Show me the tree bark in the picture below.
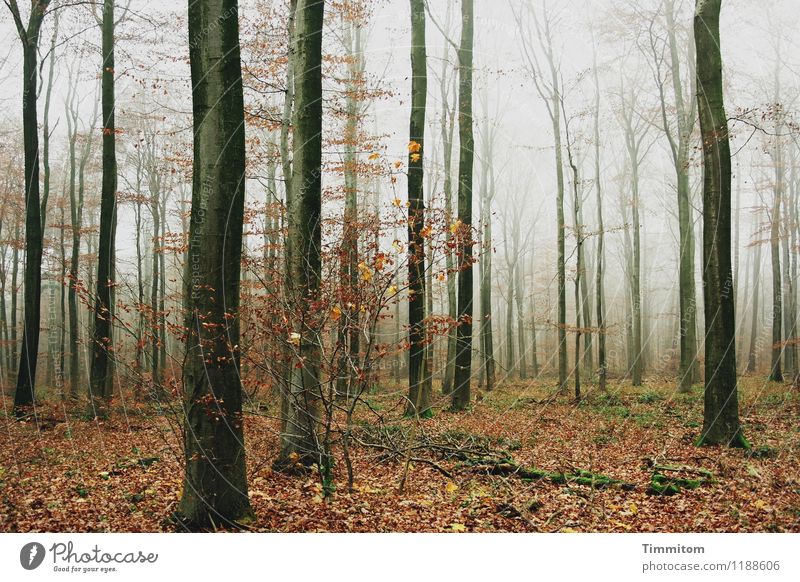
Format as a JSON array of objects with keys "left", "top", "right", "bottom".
[
  {"left": 10, "top": 0, "right": 50, "bottom": 413},
  {"left": 746, "top": 238, "right": 761, "bottom": 373},
  {"left": 451, "top": 0, "right": 474, "bottom": 411},
  {"left": 277, "top": 0, "right": 325, "bottom": 467},
  {"left": 664, "top": 0, "right": 700, "bottom": 391},
  {"left": 694, "top": 0, "right": 746, "bottom": 447},
  {"left": 177, "top": 0, "right": 252, "bottom": 528},
  {"left": 592, "top": 50, "right": 606, "bottom": 391},
  {"left": 406, "top": 0, "right": 430, "bottom": 417},
  {"left": 89, "top": 0, "right": 118, "bottom": 416},
  {"left": 770, "top": 154, "right": 783, "bottom": 382}
]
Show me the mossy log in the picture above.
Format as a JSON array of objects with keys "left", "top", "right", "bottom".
[
  {"left": 648, "top": 467, "right": 713, "bottom": 496},
  {"left": 472, "top": 459, "right": 634, "bottom": 490}
]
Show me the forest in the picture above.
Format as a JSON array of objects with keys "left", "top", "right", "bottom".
[{"left": 0, "top": 0, "right": 798, "bottom": 533}]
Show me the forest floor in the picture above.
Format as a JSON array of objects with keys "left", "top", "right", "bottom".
[{"left": 1, "top": 376, "right": 798, "bottom": 532}]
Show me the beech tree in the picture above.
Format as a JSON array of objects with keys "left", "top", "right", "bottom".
[
  {"left": 694, "top": 0, "right": 746, "bottom": 448},
  {"left": 451, "top": 0, "right": 474, "bottom": 411},
  {"left": 592, "top": 42, "right": 607, "bottom": 391},
  {"left": 277, "top": 0, "right": 325, "bottom": 466},
  {"left": 5, "top": 0, "right": 50, "bottom": 413},
  {"left": 406, "top": 0, "right": 430, "bottom": 416},
  {"left": 89, "top": 0, "right": 118, "bottom": 416},
  {"left": 177, "top": 0, "right": 252, "bottom": 528}
]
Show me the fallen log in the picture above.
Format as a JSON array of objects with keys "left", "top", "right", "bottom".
[{"left": 471, "top": 459, "right": 635, "bottom": 490}]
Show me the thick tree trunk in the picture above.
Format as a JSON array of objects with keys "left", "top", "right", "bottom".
[
  {"left": 406, "top": 0, "right": 430, "bottom": 417},
  {"left": 13, "top": 4, "right": 49, "bottom": 412},
  {"left": 694, "top": 0, "right": 746, "bottom": 448},
  {"left": 451, "top": 0, "right": 474, "bottom": 411},
  {"left": 177, "top": 0, "right": 252, "bottom": 528},
  {"left": 89, "top": 0, "right": 117, "bottom": 416}
]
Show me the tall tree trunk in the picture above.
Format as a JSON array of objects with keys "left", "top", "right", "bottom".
[
  {"left": 789, "top": 161, "right": 799, "bottom": 382},
  {"left": 69, "top": 107, "right": 94, "bottom": 397},
  {"left": 631, "top": 161, "right": 643, "bottom": 386},
  {"left": 90, "top": 0, "right": 118, "bottom": 416},
  {"left": 159, "top": 193, "right": 167, "bottom": 377},
  {"left": 592, "top": 51, "right": 606, "bottom": 391},
  {"left": 529, "top": 250, "right": 539, "bottom": 376},
  {"left": 565, "top": 121, "right": 582, "bottom": 401},
  {"left": 451, "top": 0, "right": 474, "bottom": 411},
  {"left": 134, "top": 183, "right": 145, "bottom": 399},
  {"left": 480, "top": 138, "right": 496, "bottom": 390},
  {"left": 514, "top": 241, "right": 527, "bottom": 380},
  {"left": 770, "top": 160, "right": 784, "bottom": 382},
  {"left": 277, "top": 0, "right": 325, "bottom": 467},
  {"left": 440, "top": 17, "right": 457, "bottom": 397},
  {"left": 66, "top": 76, "right": 80, "bottom": 398},
  {"left": 554, "top": 115, "right": 566, "bottom": 390},
  {"left": 177, "top": 0, "right": 252, "bottom": 528},
  {"left": 694, "top": 0, "right": 746, "bottom": 448},
  {"left": 41, "top": 13, "right": 57, "bottom": 233},
  {"left": 10, "top": 221, "right": 19, "bottom": 381},
  {"left": 664, "top": 0, "right": 700, "bottom": 391},
  {"left": 406, "top": 0, "right": 430, "bottom": 417},
  {"left": 781, "top": 209, "right": 794, "bottom": 378},
  {"left": 747, "top": 239, "right": 761, "bottom": 373},
  {"left": 12, "top": 0, "right": 50, "bottom": 412},
  {"left": 59, "top": 205, "right": 66, "bottom": 397},
  {"left": 150, "top": 192, "right": 161, "bottom": 384},
  {"left": 579, "top": 202, "right": 593, "bottom": 375}
]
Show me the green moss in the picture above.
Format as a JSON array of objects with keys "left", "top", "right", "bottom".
[
  {"left": 649, "top": 470, "right": 711, "bottom": 495},
  {"left": 696, "top": 429, "right": 750, "bottom": 449},
  {"left": 637, "top": 391, "right": 664, "bottom": 404}
]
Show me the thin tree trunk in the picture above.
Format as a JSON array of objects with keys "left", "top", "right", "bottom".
[
  {"left": 480, "top": 129, "right": 496, "bottom": 390},
  {"left": 746, "top": 239, "right": 761, "bottom": 373},
  {"left": 514, "top": 243, "right": 527, "bottom": 380},
  {"left": 770, "top": 155, "right": 784, "bottom": 382},
  {"left": 440, "top": 15, "right": 457, "bottom": 397},
  {"left": 277, "top": 0, "right": 325, "bottom": 467},
  {"left": 592, "top": 50, "right": 606, "bottom": 391},
  {"left": 451, "top": 0, "right": 474, "bottom": 411}
]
